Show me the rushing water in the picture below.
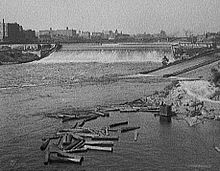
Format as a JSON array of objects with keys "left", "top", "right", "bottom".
[{"left": 0, "top": 44, "right": 220, "bottom": 171}]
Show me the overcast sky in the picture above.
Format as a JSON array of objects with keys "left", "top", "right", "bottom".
[{"left": 0, "top": 0, "right": 220, "bottom": 35}]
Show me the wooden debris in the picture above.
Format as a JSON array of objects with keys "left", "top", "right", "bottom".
[
  {"left": 85, "top": 141, "right": 114, "bottom": 147},
  {"left": 40, "top": 138, "right": 51, "bottom": 151},
  {"left": 63, "top": 147, "right": 88, "bottom": 153},
  {"left": 134, "top": 130, "right": 138, "bottom": 141},
  {"left": 84, "top": 145, "right": 113, "bottom": 152},
  {"left": 120, "top": 126, "right": 140, "bottom": 133},
  {"left": 41, "top": 104, "right": 141, "bottom": 165},
  {"left": 109, "top": 121, "right": 129, "bottom": 128}
]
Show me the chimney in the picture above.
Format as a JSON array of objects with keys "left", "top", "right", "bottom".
[{"left": 3, "top": 19, "right": 5, "bottom": 40}]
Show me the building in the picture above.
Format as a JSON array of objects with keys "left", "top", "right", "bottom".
[
  {"left": 91, "top": 32, "right": 102, "bottom": 39},
  {"left": 5, "top": 23, "right": 24, "bottom": 42},
  {"left": 51, "top": 27, "right": 76, "bottom": 38},
  {"left": 38, "top": 30, "right": 51, "bottom": 42},
  {"left": 23, "top": 29, "right": 37, "bottom": 42},
  {"left": 38, "top": 27, "right": 77, "bottom": 42},
  {"left": 0, "top": 19, "right": 6, "bottom": 41},
  {"left": 0, "top": 22, "right": 4, "bottom": 41},
  {"left": 78, "top": 31, "right": 90, "bottom": 39},
  {"left": 0, "top": 19, "right": 24, "bottom": 42}
]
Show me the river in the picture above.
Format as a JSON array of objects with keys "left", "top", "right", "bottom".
[{"left": 0, "top": 44, "right": 220, "bottom": 170}]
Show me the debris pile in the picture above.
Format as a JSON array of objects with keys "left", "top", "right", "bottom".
[
  {"left": 152, "top": 80, "right": 220, "bottom": 126},
  {"left": 41, "top": 114, "right": 140, "bottom": 165}
]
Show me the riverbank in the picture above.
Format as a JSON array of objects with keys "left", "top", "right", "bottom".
[{"left": 0, "top": 44, "right": 60, "bottom": 65}]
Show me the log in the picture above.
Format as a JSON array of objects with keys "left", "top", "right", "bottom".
[
  {"left": 72, "top": 122, "right": 78, "bottom": 128},
  {"left": 76, "top": 133, "right": 99, "bottom": 138},
  {"left": 62, "top": 134, "right": 72, "bottom": 146},
  {"left": 91, "top": 136, "right": 119, "bottom": 141},
  {"left": 85, "top": 141, "right": 114, "bottom": 147},
  {"left": 70, "top": 133, "right": 84, "bottom": 140},
  {"left": 93, "top": 111, "right": 105, "bottom": 117},
  {"left": 120, "top": 126, "right": 140, "bottom": 133},
  {"left": 64, "top": 147, "right": 88, "bottom": 153},
  {"left": 78, "top": 121, "right": 85, "bottom": 127},
  {"left": 64, "top": 139, "right": 81, "bottom": 150},
  {"left": 49, "top": 145, "right": 84, "bottom": 163},
  {"left": 52, "top": 154, "right": 83, "bottom": 164},
  {"left": 108, "top": 129, "right": 118, "bottom": 132},
  {"left": 109, "top": 121, "right": 129, "bottom": 128},
  {"left": 84, "top": 145, "right": 113, "bottom": 152},
  {"left": 214, "top": 146, "right": 220, "bottom": 152},
  {"left": 44, "top": 149, "right": 50, "bottom": 165},
  {"left": 40, "top": 138, "right": 51, "bottom": 151},
  {"left": 72, "top": 139, "right": 85, "bottom": 149},
  {"left": 134, "top": 130, "right": 138, "bottom": 141}
]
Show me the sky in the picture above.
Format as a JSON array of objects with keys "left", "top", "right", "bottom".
[{"left": 0, "top": 0, "right": 220, "bottom": 35}]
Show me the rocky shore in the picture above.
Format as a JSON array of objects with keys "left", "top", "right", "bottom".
[{"left": 139, "top": 60, "right": 220, "bottom": 126}]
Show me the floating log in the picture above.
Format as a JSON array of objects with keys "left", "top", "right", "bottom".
[
  {"left": 75, "top": 133, "right": 99, "bottom": 138},
  {"left": 51, "top": 154, "right": 83, "bottom": 164},
  {"left": 85, "top": 141, "right": 114, "bottom": 147},
  {"left": 84, "top": 145, "right": 113, "bottom": 152},
  {"left": 101, "top": 107, "right": 119, "bottom": 112},
  {"left": 119, "top": 108, "right": 139, "bottom": 113},
  {"left": 62, "top": 115, "right": 78, "bottom": 122},
  {"left": 105, "top": 127, "right": 109, "bottom": 136},
  {"left": 64, "top": 139, "right": 81, "bottom": 150},
  {"left": 72, "top": 139, "right": 85, "bottom": 149},
  {"left": 78, "top": 121, "right": 85, "bottom": 127},
  {"left": 49, "top": 144, "right": 84, "bottom": 163},
  {"left": 120, "top": 126, "right": 140, "bottom": 133},
  {"left": 134, "top": 130, "right": 138, "bottom": 141},
  {"left": 91, "top": 136, "right": 119, "bottom": 141},
  {"left": 62, "top": 134, "right": 72, "bottom": 146},
  {"left": 109, "top": 121, "right": 129, "bottom": 128},
  {"left": 70, "top": 133, "right": 84, "bottom": 140},
  {"left": 58, "top": 128, "right": 90, "bottom": 134},
  {"left": 44, "top": 149, "right": 50, "bottom": 165},
  {"left": 93, "top": 111, "right": 105, "bottom": 117},
  {"left": 108, "top": 129, "right": 118, "bottom": 132},
  {"left": 214, "top": 146, "right": 220, "bottom": 152},
  {"left": 58, "top": 114, "right": 76, "bottom": 119},
  {"left": 72, "top": 122, "right": 78, "bottom": 128},
  {"left": 64, "top": 147, "right": 88, "bottom": 153},
  {"left": 40, "top": 138, "right": 51, "bottom": 151},
  {"left": 56, "top": 136, "right": 63, "bottom": 146}
]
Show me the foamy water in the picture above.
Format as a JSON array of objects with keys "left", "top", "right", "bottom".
[{"left": 35, "top": 47, "right": 173, "bottom": 64}]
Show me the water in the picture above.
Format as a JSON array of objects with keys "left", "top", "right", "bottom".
[{"left": 0, "top": 44, "right": 220, "bottom": 170}]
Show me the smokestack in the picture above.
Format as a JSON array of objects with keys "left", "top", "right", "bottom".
[{"left": 3, "top": 19, "right": 5, "bottom": 40}]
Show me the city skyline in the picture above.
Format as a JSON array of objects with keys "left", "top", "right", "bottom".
[{"left": 0, "top": 0, "right": 220, "bottom": 35}]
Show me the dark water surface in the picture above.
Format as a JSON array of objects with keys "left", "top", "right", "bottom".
[{"left": 0, "top": 46, "right": 220, "bottom": 170}]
